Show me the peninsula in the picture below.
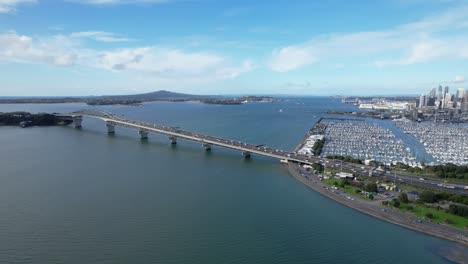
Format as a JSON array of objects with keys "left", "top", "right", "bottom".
[
  {"left": 0, "top": 112, "right": 71, "bottom": 127},
  {"left": 0, "top": 91, "right": 279, "bottom": 106}
]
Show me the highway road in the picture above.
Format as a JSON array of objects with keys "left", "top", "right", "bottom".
[{"left": 288, "top": 163, "right": 468, "bottom": 246}]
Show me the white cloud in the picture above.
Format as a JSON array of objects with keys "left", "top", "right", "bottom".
[
  {"left": 0, "top": 31, "right": 255, "bottom": 83},
  {"left": 269, "top": 5, "right": 468, "bottom": 72},
  {"left": 0, "top": 31, "right": 77, "bottom": 66},
  {"left": 0, "top": 0, "right": 36, "bottom": 14},
  {"left": 93, "top": 47, "right": 225, "bottom": 74},
  {"left": 270, "top": 45, "right": 318, "bottom": 72},
  {"left": 70, "top": 31, "right": 132, "bottom": 42},
  {"left": 215, "top": 60, "right": 256, "bottom": 79},
  {"left": 68, "top": 0, "right": 168, "bottom": 5},
  {"left": 452, "top": 75, "right": 465, "bottom": 83}
]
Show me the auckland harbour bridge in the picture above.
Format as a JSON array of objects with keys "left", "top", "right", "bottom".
[{"left": 57, "top": 110, "right": 313, "bottom": 163}]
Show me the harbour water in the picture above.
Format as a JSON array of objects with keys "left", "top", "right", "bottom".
[{"left": 0, "top": 98, "right": 465, "bottom": 263}]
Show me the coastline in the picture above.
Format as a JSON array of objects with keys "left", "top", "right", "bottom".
[{"left": 286, "top": 162, "right": 468, "bottom": 246}]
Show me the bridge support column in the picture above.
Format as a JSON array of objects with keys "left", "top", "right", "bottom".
[
  {"left": 106, "top": 122, "right": 115, "bottom": 134},
  {"left": 169, "top": 136, "right": 177, "bottom": 145},
  {"left": 203, "top": 143, "right": 212, "bottom": 151},
  {"left": 242, "top": 151, "right": 251, "bottom": 159},
  {"left": 139, "top": 130, "right": 148, "bottom": 140},
  {"left": 73, "top": 116, "right": 82, "bottom": 128}
]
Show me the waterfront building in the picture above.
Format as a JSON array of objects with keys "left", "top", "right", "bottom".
[
  {"left": 464, "top": 90, "right": 468, "bottom": 111},
  {"left": 456, "top": 88, "right": 465, "bottom": 109},
  {"left": 419, "top": 94, "right": 426, "bottom": 108},
  {"left": 429, "top": 87, "right": 436, "bottom": 98},
  {"left": 444, "top": 93, "right": 452, "bottom": 109},
  {"left": 437, "top": 85, "right": 443, "bottom": 102}
]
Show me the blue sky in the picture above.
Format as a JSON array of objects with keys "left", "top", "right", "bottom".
[{"left": 0, "top": 0, "right": 467, "bottom": 96}]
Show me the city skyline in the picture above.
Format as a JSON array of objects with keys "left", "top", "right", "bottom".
[{"left": 1, "top": 0, "right": 468, "bottom": 96}]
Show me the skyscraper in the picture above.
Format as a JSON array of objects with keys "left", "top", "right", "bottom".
[
  {"left": 419, "top": 94, "right": 426, "bottom": 108},
  {"left": 456, "top": 88, "right": 465, "bottom": 100},
  {"left": 456, "top": 88, "right": 466, "bottom": 109},
  {"left": 437, "top": 85, "right": 443, "bottom": 102},
  {"left": 441, "top": 86, "right": 449, "bottom": 108},
  {"left": 429, "top": 87, "right": 436, "bottom": 98},
  {"left": 465, "top": 90, "right": 468, "bottom": 111},
  {"left": 444, "top": 92, "right": 452, "bottom": 108}
]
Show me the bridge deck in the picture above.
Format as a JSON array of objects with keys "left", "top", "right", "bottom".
[
  {"left": 56, "top": 110, "right": 468, "bottom": 194},
  {"left": 62, "top": 110, "right": 313, "bottom": 164}
]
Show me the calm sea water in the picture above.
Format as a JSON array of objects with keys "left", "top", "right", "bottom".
[{"left": 0, "top": 98, "right": 465, "bottom": 264}]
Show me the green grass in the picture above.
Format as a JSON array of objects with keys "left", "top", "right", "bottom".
[
  {"left": 321, "top": 178, "right": 369, "bottom": 200},
  {"left": 398, "top": 203, "right": 468, "bottom": 229},
  {"left": 397, "top": 182, "right": 429, "bottom": 193}
]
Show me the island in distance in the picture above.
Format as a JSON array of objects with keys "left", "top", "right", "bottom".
[{"left": 0, "top": 90, "right": 280, "bottom": 106}]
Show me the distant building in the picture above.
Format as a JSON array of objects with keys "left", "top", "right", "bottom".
[
  {"left": 456, "top": 88, "right": 465, "bottom": 109},
  {"left": 464, "top": 90, "right": 468, "bottom": 111},
  {"left": 429, "top": 87, "right": 436, "bottom": 98},
  {"left": 419, "top": 94, "right": 426, "bottom": 108},
  {"left": 407, "top": 191, "right": 419, "bottom": 202},
  {"left": 444, "top": 92, "right": 452, "bottom": 109},
  {"left": 437, "top": 85, "right": 443, "bottom": 102},
  {"left": 335, "top": 172, "right": 354, "bottom": 178}
]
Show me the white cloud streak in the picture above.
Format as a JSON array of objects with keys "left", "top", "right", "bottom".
[
  {"left": 0, "top": 31, "right": 255, "bottom": 84},
  {"left": 67, "top": 0, "right": 168, "bottom": 5},
  {"left": 452, "top": 75, "right": 465, "bottom": 83},
  {"left": 70, "top": 31, "right": 132, "bottom": 42},
  {"left": 0, "top": 0, "right": 36, "bottom": 13},
  {"left": 269, "top": 5, "right": 468, "bottom": 72}
]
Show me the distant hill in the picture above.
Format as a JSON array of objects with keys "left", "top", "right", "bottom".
[
  {"left": 104, "top": 90, "right": 208, "bottom": 100},
  {"left": 0, "top": 90, "right": 278, "bottom": 105}
]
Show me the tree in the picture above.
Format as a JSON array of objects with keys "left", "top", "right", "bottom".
[
  {"left": 398, "top": 193, "right": 409, "bottom": 203},
  {"left": 391, "top": 199, "right": 400, "bottom": 208},
  {"left": 364, "top": 183, "right": 378, "bottom": 193},
  {"left": 312, "top": 163, "right": 324, "bottom": 173},
  {"left": 425, "top": 212, "right": 433, "bottom": 219},
  {"left": 369, "top": 194, "right": 374, "bottom": 200},
  {"left": 419, "top": 190, "right": 436, "bottom": 203}
]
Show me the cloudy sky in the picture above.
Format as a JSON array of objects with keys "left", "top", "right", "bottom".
[{"left": 0, "top": 0, "right": 467, "bottom": 96}]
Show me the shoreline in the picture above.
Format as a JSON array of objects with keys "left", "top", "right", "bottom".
[{"left": 286, "top": 162, "right": 468, "bottom": 246}]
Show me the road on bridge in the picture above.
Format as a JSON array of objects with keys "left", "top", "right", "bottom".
[{"left": 61, "top": 110, "right": 468, "bottom": 194}]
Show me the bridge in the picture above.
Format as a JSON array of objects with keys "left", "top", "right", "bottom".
[
  {"left": 57, "top": 110, "right": 315, "bottom": 164},
  {"left": 57, "top": 110, "right": 468, "bottom": 194}
]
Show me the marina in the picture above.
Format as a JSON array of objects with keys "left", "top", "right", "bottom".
[
  {"left": 320, "top": 118, "right": 414, "bottom": 165},
  {"left": 394, "top": 121, "right": 468, "bottom": 166}
]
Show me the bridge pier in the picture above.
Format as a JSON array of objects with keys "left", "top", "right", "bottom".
[
  {"left": 139, "top": 130, "right": 149, "bottom": 140},
  {"left": 203, "top": 143, "right": 212, "bottom": 151},
  {"left": 72, "top": 116, "right": 82, "bottom": 128},
  {"left": 106, "top": 122, "right": 115, "bottom": 134},
  {"left": 242, "top": 151, "right": 251, "bottom": 159},
  {"left": 169, "top": 136, "right": 177, "bottom": 145}
]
